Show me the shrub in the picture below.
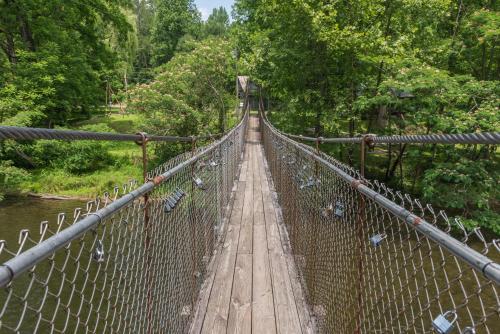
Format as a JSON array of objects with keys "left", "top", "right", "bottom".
[
  {"left": 0, "top": 161, "right": 30, "bottom": 199},
  {"left": 31, "top": 140, "right": 113, "bottom": 174}
]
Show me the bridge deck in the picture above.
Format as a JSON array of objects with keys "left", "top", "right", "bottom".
[{"left": 191, "top": 115, "right": 313, "bottom": 334}]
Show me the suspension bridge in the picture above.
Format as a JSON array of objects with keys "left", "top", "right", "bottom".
[{"left": 0, "top": 93, "right": 499, "bottom": 334}]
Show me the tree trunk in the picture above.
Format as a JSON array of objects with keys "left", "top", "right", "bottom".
[
  {"left": 388, "top": 144, "right": 407, "bottom": 180},
  {"left": 348, "top": 119, "right": 355, "bottom": 165},
  {"left": 1, "top": 32, "right": 17, "bottom": 64},
  {"left": 18, "top": 15, "right": 36, "bottom": 51},
  {"left": 448, "top": 0, "right": 463, "bottom": 71}
]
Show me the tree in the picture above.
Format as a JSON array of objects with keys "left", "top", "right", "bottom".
[
  {"left": 0, "top": 0, "right": 133, "bottom": 126},
  {"left": 204, "top": 7, "right": 230, "bottom": 37},
  {"left": 233, "top": 0, "right": 500, "bottom": 234},
  {"left": 132, "top": 0, "right": 156, "bottom": 82},
  {"left": 128, "top": 37, "right": 237, "bottom": 160},
  {"left": 151, "top": 0, "right": 201, "bottom": 65}
]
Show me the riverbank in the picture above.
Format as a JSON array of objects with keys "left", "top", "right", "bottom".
[
  {"left": 1, "top": 113, "right": 144, "bottom": 201},
  {"left": 17, "top": 163, "right": 142, "bottom": 199}
]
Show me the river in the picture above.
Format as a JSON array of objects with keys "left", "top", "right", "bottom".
[
  {"left": 0, "top": 196, "right": 86, "bottom": 250},
  {"left": 0, "top": 196, "right": 498, "bottom": 332}
]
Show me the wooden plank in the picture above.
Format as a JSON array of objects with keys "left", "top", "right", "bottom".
[
  {"left": 191, "top": 179, "right": 245, "bottom": 334},
  {"left": 237, "top": 144, "right": 254, "bottom": 252},
  {"left": 200, "top": 224, "right": 240, "bottom": 334},
  {"left": 252, "top": 222, "right": 276, "bottom": 334},
  {"left": 257, "top": 142, "right": 316, "bottom": 334},
  {"left": 229, "top": 181, "right": 246, "bottom": 226},
  {"left": 227, "top": 254, "right": 253, "bottom": 334},
  {"left": 239, "top": 141, "right": 250, "bottom": 182},
  {"left": 252, "top": 123, "right": 277, "bottom": 334},
  {"left": 200, "top": 175, "right": 246, "bottom": 333},
  {"left": 195, "top": 115, "right": 314, "bottom": 334},
  {"left": 252, "top": 147, "right": 265, "bottom": 226},
  {"left": 258, "top": 148, "right": 302, "bottom": 334}
]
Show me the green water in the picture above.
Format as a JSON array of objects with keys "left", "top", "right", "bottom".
[
  {"left": 1, "top": 196, "right": 499, "bottom": 333},
  {"left": 0, "top": 196, "right": 87, "bottom": 251}
]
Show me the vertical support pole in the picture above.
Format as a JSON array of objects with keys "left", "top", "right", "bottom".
[
  {"left": 189, "top": 136, "right": 198, "bottom": 309},
  {"left": 136, "top": 132, "right": 152, "bottom": 334},
  {"left": 360, "top": 136, "right": 366, "bottom": 179},
  {"left": 354, "top": 135, "right": 371, "bottom": 334},
  {"left": 308, "top": 137, "right": 322, "bottom": 305}
]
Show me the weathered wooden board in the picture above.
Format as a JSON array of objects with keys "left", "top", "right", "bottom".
[{"left": 192, "top": 115, "right": 311, "bottom": 334}]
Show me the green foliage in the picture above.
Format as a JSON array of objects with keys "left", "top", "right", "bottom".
[
  {"left": 0, "top": 0, "right": 133, "bottom": 127},
  {"left": 422, "top": 158, "right": 499, "bottom": 234},
  {"left": 128, "top": 37, "right": 237, "bottom": 161},
  {"left": 234, "top": 0, "right": 500, "bottom": 234},
  {"left": 0, "top": 161, "right": 30, "bottom": 200},
  {"left": 25, "top": 164, "right": 142, "bottom": 198},
  {"left": 151, "top": 0, "right": 201, "bottom": 65},
  {"left": 204, "top": 7, "right": 230, "bottom": 37},
  {"left": 132, "top": 0, "right": 156, "bottom": 82},
  {"left": 422, "top": 159, "right": 496, "bottom": 211},
  {"left": 30, "top": 140, "right": 113, "bottom": 174}
]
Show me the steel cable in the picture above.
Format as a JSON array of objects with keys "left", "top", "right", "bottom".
[
  {"left": 0, "top": 125, "right": 225, "bottom": 143},
  {"left": 285, "top": 131, "right": 500, "bottom": 145}
]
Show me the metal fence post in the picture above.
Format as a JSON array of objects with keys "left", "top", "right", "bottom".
[
  {"left": 354, "top": 135, "right": 372, "bottom": 333},
  {"left": 135, "top": 132, "right": 153, "bottom": 334},
  {"left": 189, "top": 136, "right": 198, "bottom": 309},
  {"left": 308, "top": 137, "right": 323, "bottom": 305}
]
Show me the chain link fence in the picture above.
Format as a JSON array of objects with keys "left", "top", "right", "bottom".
[
  {"left": 0, "top": 112, "right": 248, "bottom": 333},
  {"left": 261, "top": 113, "right": 500, "bottom": 334}
]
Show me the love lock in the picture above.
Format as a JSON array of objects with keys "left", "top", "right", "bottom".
[
  {"left": 300, "top": 177, "right": 319, "bottom": 190},
  {"left": 334, "top": 201, "right": 344, "bottom": 218},
  {"left": 167, "top": 196, "right": 177, "bottom": 208},
  {"left": 321, "top": 204, "right": 333, "bottom": 218},
  {"left": 164, "top": 200, "right": 173, "bottom": 213},
  {"left": 370, "top": 233, "right": 387, "bottom": 247},
  {"left": 193, "top": 176, "right": 205, "bottom": 190},
  {"left": 93, "top": 240, "right": 105, "bottom": 263},
  {"left": 176, "top": 188, "right": 186, "bottom": 197},
  {"left": 172, "top": 191, "right": 182, "bottom": 202},
  {"left": 462, "top": 327, "right": 476, "bottom": 334},
  {"left": 432, "top": 310, "right": 458, "bottom": 334}
]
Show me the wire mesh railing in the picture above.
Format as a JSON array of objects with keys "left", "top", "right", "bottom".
[
  {"left": 260, "top": 112, "right": 500, "bottom": 333},
  {"left": 0, "top": 111, "right": 248, "bottom": 333}
]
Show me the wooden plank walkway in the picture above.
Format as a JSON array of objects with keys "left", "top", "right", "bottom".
[{"left": 191, "top": 115, "right": 314, "bottom": 334}]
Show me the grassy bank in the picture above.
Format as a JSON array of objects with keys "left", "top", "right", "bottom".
[{"left": 12, "top": 113, "right": 144, "bottom": 199}]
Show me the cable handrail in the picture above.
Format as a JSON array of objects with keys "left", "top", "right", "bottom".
[
  {"left": 0, "top": 125, "right": 225, "bottom": 143},
  {"left": 285, "top": 130, "right": 500, "bottom": 145}
]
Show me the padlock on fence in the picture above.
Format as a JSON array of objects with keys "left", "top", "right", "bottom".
[
  {"left": 193, "top": 176, "right": 205, "bottom": 190},
  {"left": 432, "top": 310, "right": 457, "bottom": 334},
  {"left": 164, "top": 200, "right": 173, "bottom": 213},
  {"left": 370, "top": 233, "right": 387, "bottom": 247},
  {"left": 93, "top": 240, "right": 105, "bottom": 263},
  {"left": 334, "top": 201, "right": 344, "bottom": 218},
  {"left": 462, "top": 327, "right": 476, "bottom": 334}
]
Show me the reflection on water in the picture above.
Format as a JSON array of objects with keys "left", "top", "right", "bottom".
[{"left": 0, "top": 196, "right": 86, "bottom": 248}]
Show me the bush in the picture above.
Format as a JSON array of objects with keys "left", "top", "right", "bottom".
[
  {"left": 0, "top": 161, "right": 30, "bottom": 199},
  {"left": 30, "top": 140, "right": 113, "bottom": 174},
  {"left": 61, "top": 141, "right": 114, "bottom": 173},
  {"left": 422, "top": 158, "right": 498, "bottom": 234}
]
